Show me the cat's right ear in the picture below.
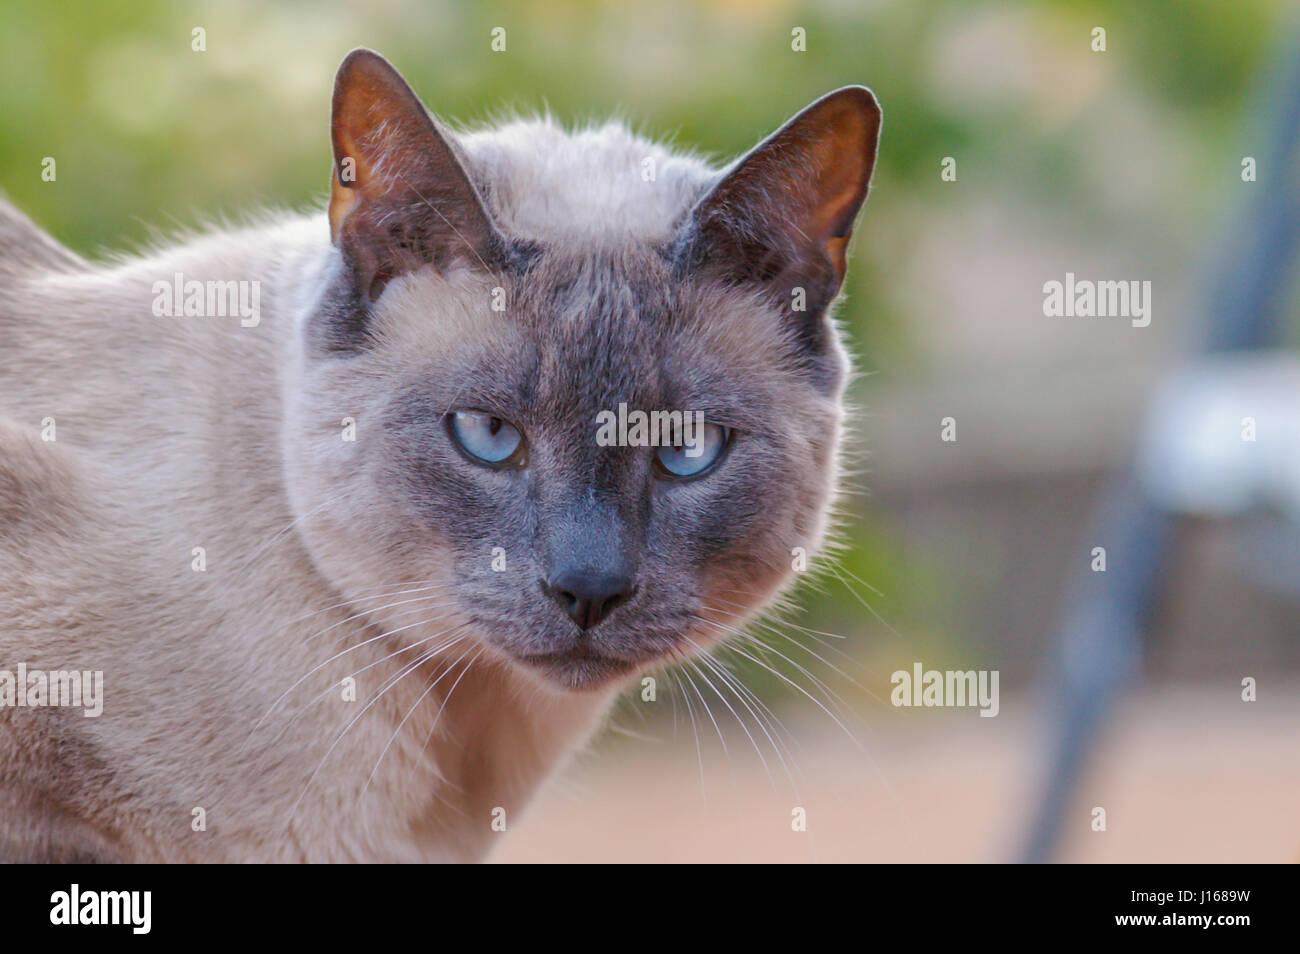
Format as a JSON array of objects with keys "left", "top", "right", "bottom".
[{"left": 328, "top": 49, "right": 502, "bottom": 306}]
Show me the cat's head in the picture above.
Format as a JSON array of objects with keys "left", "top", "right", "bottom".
[{"left": 285, "top": 49, "right": 880, "bottom": 691}]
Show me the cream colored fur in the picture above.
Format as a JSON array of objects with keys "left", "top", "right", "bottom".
[{"left": 0, "top": 193, "right": 630, "bottom": 862}]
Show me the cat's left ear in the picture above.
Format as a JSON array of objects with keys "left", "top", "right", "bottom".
[
  {"left": 681, "top": 86, "right": 881, "bottom": 322},
  {"left": 329, "top": 48, "right": 503, "bottom": 304}
]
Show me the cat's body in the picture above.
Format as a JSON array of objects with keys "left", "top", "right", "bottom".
[{"left": 0, "top": 51, "right": 879, "bottom": 862}]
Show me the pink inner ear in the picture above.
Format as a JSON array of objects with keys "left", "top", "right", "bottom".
[
  {"left": 779, "top": 97, "right": 880, "bottom": 245},
  {"left": 688, "top": 86, "right": 880, "bottom": 294},
  {"left": 328, "top": 175, "right": 361, "bottom": 244},
  {"left": 327, "top": 49, "right": 502, "bottom": 284},
  {"left": 329, "top": 54, "right": 424, "bottom": 229}
]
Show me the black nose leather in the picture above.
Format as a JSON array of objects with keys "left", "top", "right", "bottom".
[{"left": 544, "top": 572, "right": 635, "bottom": 630}]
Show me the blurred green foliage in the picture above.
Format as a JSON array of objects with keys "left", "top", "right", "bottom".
[{"left": 0, "top": 0, "right": 1288, "bottom": 709}]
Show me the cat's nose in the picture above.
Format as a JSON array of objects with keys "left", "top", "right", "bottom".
[{"left": 543, "top": 571, "right": 636, "bottom": 630}]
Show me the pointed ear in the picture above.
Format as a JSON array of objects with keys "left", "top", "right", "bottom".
[
  {"left": 329, "top": 49, "right": 502, "bottom": 303},
  {"left": 681, "top": 85, "right": 881, "bottom": 324}
]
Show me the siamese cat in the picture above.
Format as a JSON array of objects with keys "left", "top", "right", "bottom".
[{"left": 0, "top": 49, "right": 880, "bottom": 862}]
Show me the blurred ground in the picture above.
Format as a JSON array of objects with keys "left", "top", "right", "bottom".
[{"left": 493, "top": 679, "right": 1299, "bottom": 863}]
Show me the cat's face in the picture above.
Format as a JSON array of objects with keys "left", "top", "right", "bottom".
[{"left": 285, "top": 50, "right": 879, "bottom": 691}]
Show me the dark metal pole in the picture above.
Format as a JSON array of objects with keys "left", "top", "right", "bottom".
[{"left": 1021, "top": 20, "right": 1300, "bottom": 863}]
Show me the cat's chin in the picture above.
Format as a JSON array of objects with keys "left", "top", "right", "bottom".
[{"left": 513, "top": 647, "right": 641, "bottom": 692}]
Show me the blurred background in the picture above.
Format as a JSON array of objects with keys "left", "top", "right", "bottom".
[{"left": 4, "top": 0, "right": 1296, "bottom": 861}]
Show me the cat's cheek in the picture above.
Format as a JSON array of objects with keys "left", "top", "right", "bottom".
[
  {"left": 682, "top": 469, "right": 828, "bottom": 622},
  {"left": 697, "top": 551, "right": 794, "bottom": 624}
]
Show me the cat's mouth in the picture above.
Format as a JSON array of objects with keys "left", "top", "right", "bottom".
[{"left": 515, "top": 646, "right": 641, "bottom": 690}]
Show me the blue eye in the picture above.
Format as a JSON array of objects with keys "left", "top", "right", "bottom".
[
  {"left": 449, "top": 411, "right": 524, "bottom": 466},
  {"left": 655, "top": 423, "right": 730, "bottom": 478}
]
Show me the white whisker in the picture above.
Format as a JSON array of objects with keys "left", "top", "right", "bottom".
[{"left": 285, "top": 632, "right": 469, "bottom": 825}]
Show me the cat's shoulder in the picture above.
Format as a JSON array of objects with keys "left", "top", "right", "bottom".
[
  {"left": 0, "top": 415, "right": 90, "bottom": 546},
  {"left": 0, "top": 195, "right": 85, "bottom": 280}
]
